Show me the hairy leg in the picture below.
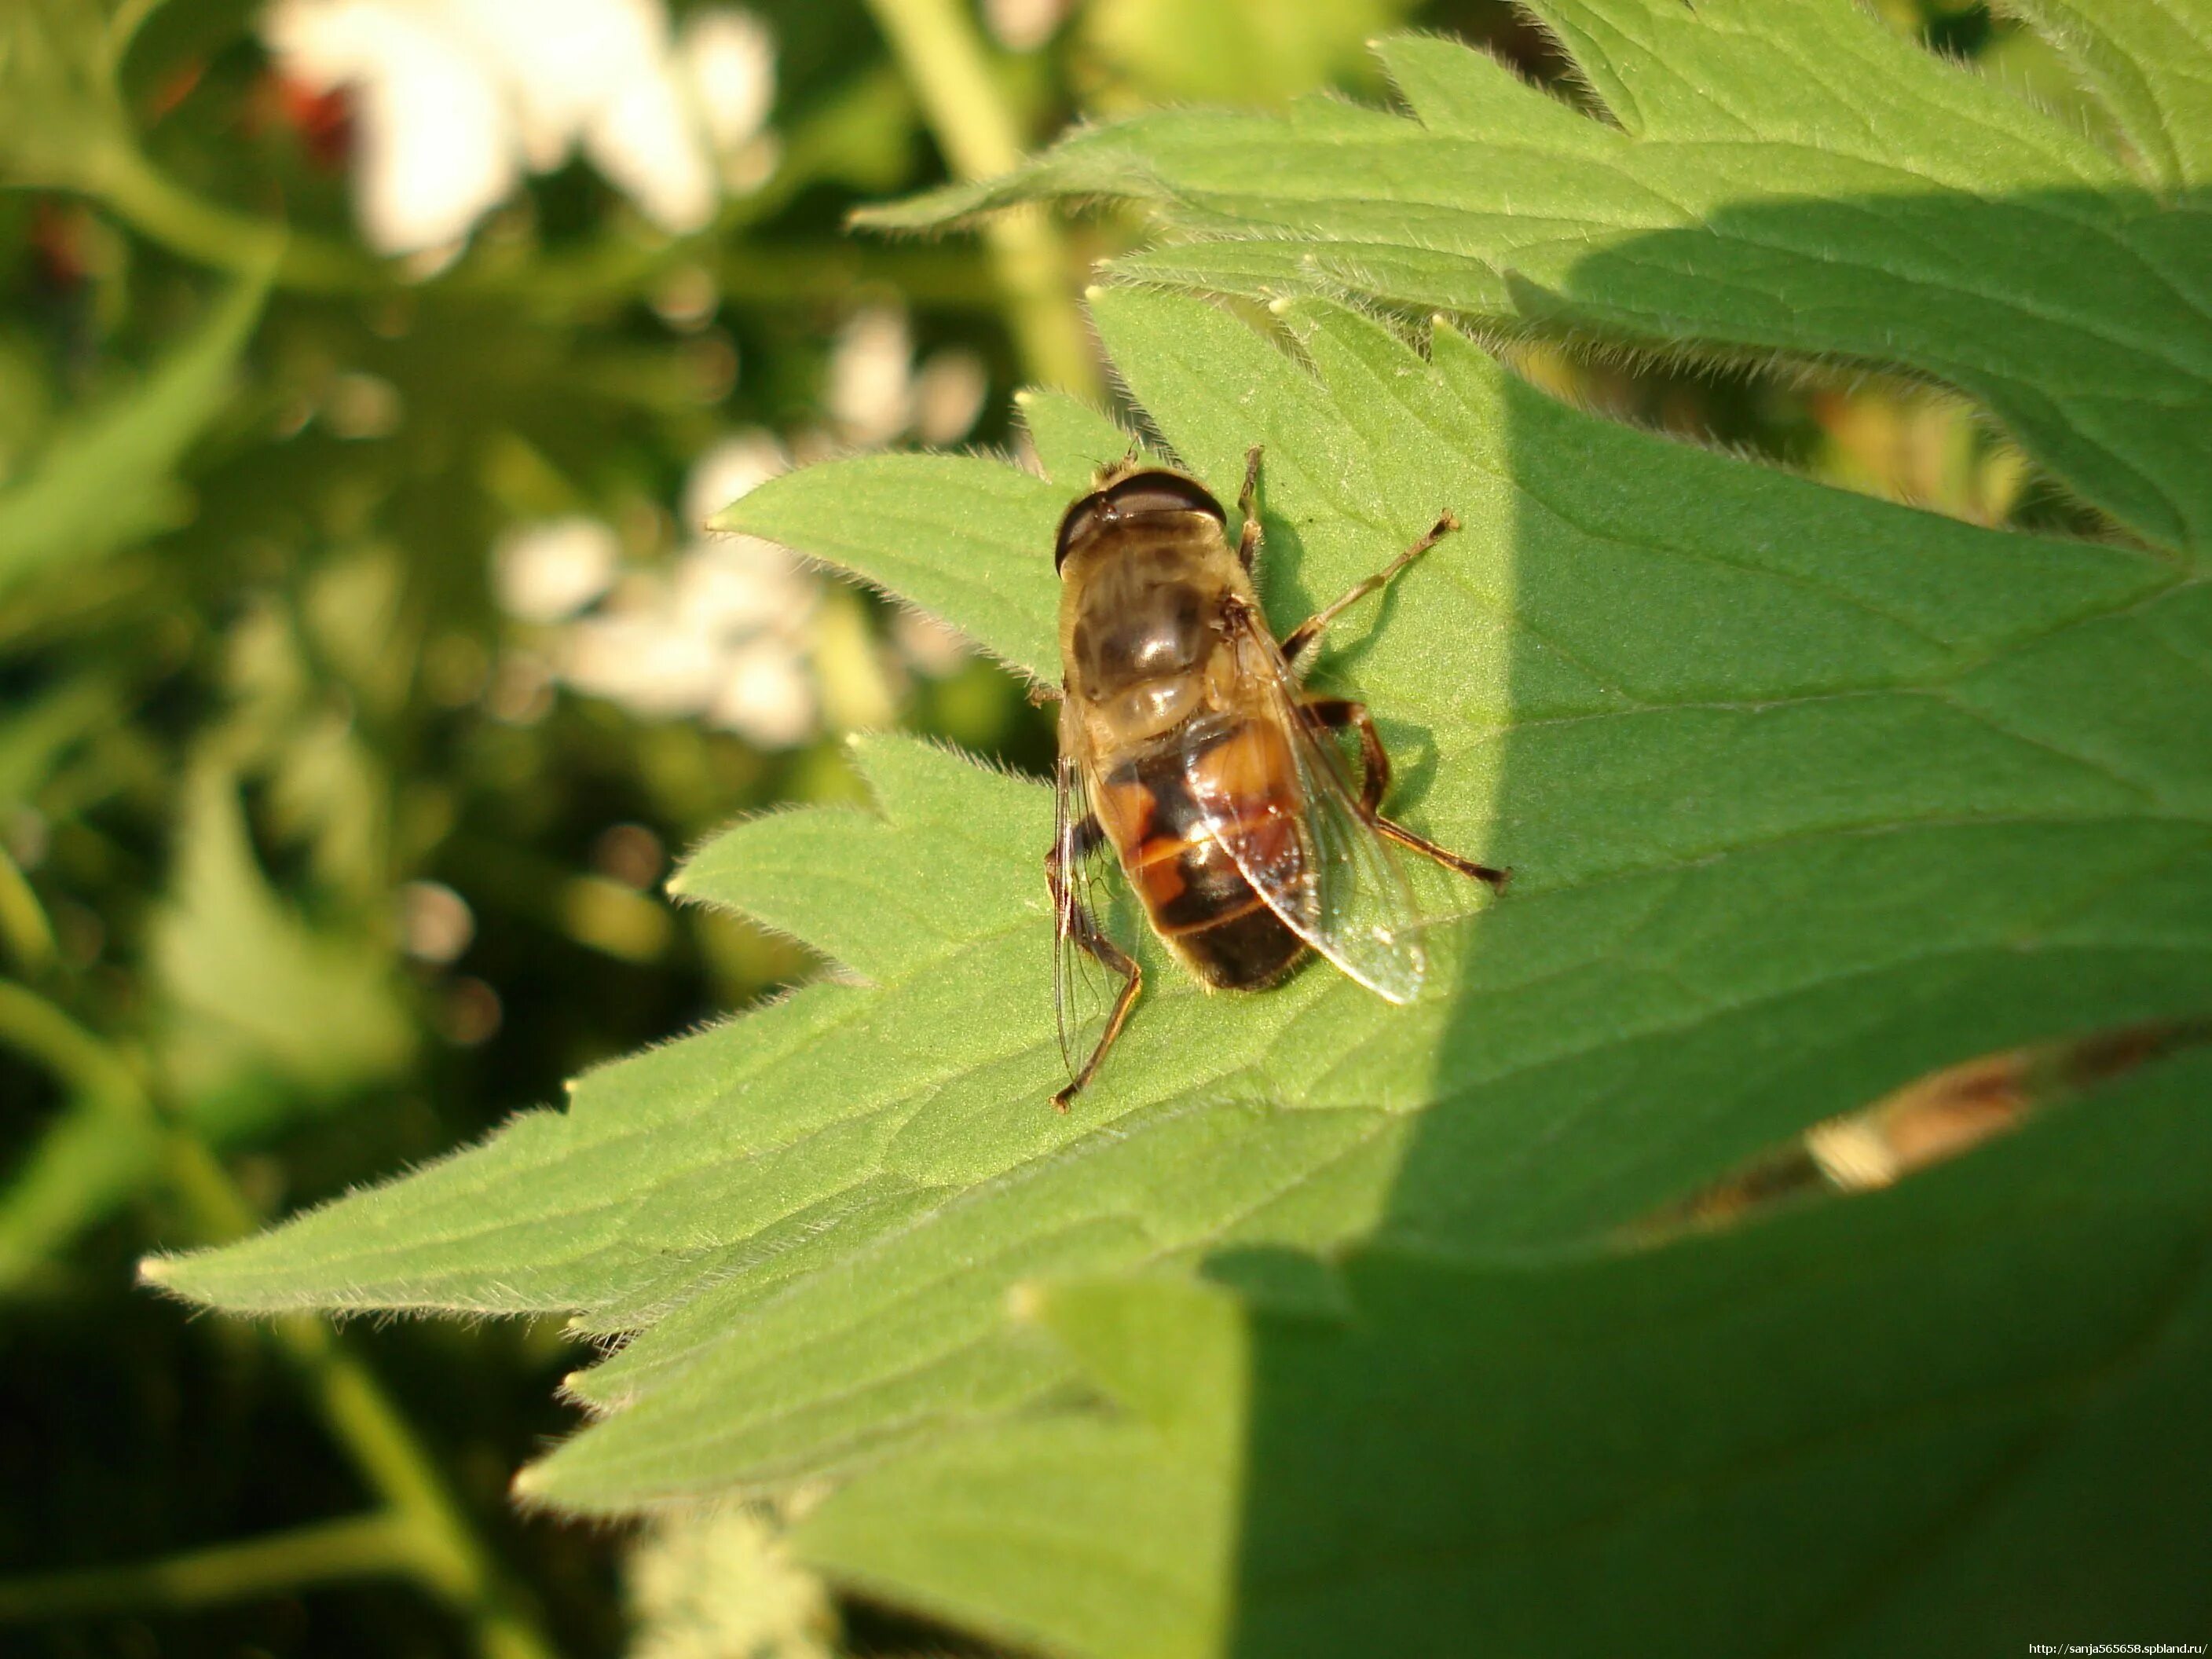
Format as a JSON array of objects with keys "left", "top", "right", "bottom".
[
  {"left": 1046, "top": 815, "right": 1142, "bottom": 1110},
  {"left": 1236, "top": 444, "right": 1263, "bottom": 570}
]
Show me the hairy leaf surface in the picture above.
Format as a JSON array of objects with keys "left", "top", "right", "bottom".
[
  {"left": 150, "top": 286, "right": 2206, "bottom": 1515},
  {"left": 799, "top": 1047, "right": 2212, "bottom": 1657}
]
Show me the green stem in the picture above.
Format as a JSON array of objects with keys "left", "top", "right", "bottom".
[
  {"left": 85, "top": 139, "right": 377, "bottom": 292},
  {"left": 103, "top": 0, "right": 177, "bottom": 68},
  {"left": 0, "top": 981, "right": 156, "bottom": 1294},
  {"left": 0, "top": 1091, "right": 160, "bottom": 1297},
  {"left": 152, "top": 1148, "right": 558, "bottom": 1659},
  {"left": 0, "top": 980, "right": 142, "bottom": 1106},
  {"left": 0, "top": 1513, "right": 416, "bottom": 1621},
  {"left": 717, "top": 240, "right": 1009, "bottom": 310},
  {"left": 0, "top": 987, "right": 557, "bottom": 1659},
  {"left": 73, "top": 142, "right": 1014, "bottom": 322},
  {"left": 0, "top": 847, "right": 57, "bottom": 974},
  {"left": 861, "top": 0, "right": 1099, "bottom": 395}
]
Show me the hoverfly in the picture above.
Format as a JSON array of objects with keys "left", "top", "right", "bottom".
[{"left": 1046, "top": 447, "right": 1507, "bottom": 1110}]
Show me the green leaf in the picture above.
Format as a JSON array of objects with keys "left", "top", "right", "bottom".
[
  {"left": 0, "top": 676, "right": 117, "bottom": 807},
  {"left": 2006, "top": 0, "right": 2212, "bottom": 192},
  {"left": 0, "top": 268, "right": 266, "bottom": 602},
  {"left": 1013, "top": 386, "right": 1153, "bottom": 485},
  {"left": 712, "top": 455, "right": 1063, "bottom": 686},
  {"left": 148, "top": 284, "right": 2207, "bottom": 1522},
  {"left": 0, "top": 0, "right": 119, "bottom": 192},
  {"left": 797, "top": 1043, "right": 2212, "bottom": 1658},
  {"left": 150, "top": 759, "right": 413, "bottom": 1137},
  {"left": 862, "top": 4, "right": 2212, "bottom": 558},
  {"left": 0, "top": 1001, "right": 156, "bottom": 1298}
]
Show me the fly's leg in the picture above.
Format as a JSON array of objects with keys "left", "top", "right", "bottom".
[
  {"left": 1280, "top": 511, "right": 1459, "bottom": 667},
  {"left": 1236, "top": 444, "right": 1263, "bottom": 570},
  {"left": 1299, "top": 696, "right": 1390, "bottom": 815},
  {"left": 1375, "top": 815, "right": 1510, "bottom": 892},
  {"left": 1285, "top": 511, "right": 1505, "bottom": 888},
  {"left": 1046, "top": 815, "right": 1142, "bottom": 1111},
  {"left": 1302, "top": 697, "right": 1509, "bottom": 891}
]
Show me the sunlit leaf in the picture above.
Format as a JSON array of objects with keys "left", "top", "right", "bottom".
[
  {"left": 2005, "top": 0, "right": 2212, "bottom": 191},
  {"left": 149, "top": 288, "right": 2203, "bottom": 1506},
  {"left": 712, "top": 451, "right": 1064, "bottom": 686},
  {"left": 866, "top": 2, "right": 2212, "bottom": 558}
]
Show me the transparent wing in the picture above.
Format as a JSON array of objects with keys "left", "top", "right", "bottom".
[
  {"left": 1212, "top": 612, "right": 1428, "bottom": 1004},
  {"left": 1051, "top": 701, "right": 1129, "bottom": 1085}
]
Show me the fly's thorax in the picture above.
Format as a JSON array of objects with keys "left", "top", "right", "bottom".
[{"left": 1059, "top": 518, "right": 1251, "bottom": 747}]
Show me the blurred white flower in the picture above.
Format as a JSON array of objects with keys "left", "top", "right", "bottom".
[
  {"left": 672, "top": 539, "right": 811, "bottom": 637},
  {"left": 559, "top": 606, "right": 727, "bottom": 718},
  {"left": 583, "top": 46, "right": 717, "bottom": 233},
  {"left": 397, "top": 880, "right": 474, "bottom": 962},
  {"left": 493, "top": 516, "right": 620, "bottom": 623},
  {"left": 683, "top": 9, "right": 775, "bottom": 156},
  {"left": 828, "top": 306, "right": 915, "bottom": 445},
  {"left": 541, "top": 430, "right": 822, "bottom": 748},
  {"left": 626, "top": 1508, "right": 835, "bottom": 1659},
  {"left": 822, "top": 309, "right": 987, "bottom": 449},
  {"left": 892, "top": 608, "right": 971, "bottom": 676},
  {"left": 913, "top": 347, "right": 988, "bottom": 445},
  {"left": 709, "top": 635, "right": 817, "bottom": 748},
  {"left": 262, "top": 0, "right": 776, "bottom": 258},
  {"left": 263, "top": 0, "right": 509, "bottom": 257},
  {"left": 682, "top": 429, "right": 787, "bottom": 531},
  {"left": 984, "top": 0, "right": 1074, "bottom": 53}
]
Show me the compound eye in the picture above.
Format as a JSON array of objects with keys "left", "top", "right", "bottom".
[
  {"left": 1104, "top": 471, "right": 1227, "bottom": 526},
  {"left": 1054, "top": 495, "right": 1107, "bottom": 573}
]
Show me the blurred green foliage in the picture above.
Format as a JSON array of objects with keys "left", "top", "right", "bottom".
[{"left": 0, "top": 0, "right": 2136, "bottom": 1656}]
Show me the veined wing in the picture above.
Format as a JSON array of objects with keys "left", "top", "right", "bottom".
[
  {"left": 1210, "top": 607, "right": 1428, "bottom": 1004},
  {"left": 1052, "top": 700, "right": 1130, "bottom": 1086}
]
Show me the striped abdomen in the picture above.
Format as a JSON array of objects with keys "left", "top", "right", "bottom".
[{"left": 1095, "top": 715, "right": 1314, "bottom": 991}]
